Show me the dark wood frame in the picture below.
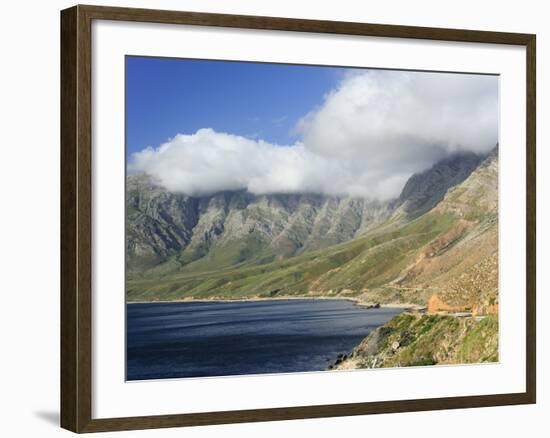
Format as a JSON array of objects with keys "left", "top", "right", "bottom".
[{"left": 61, "top": 4, "right": 536, "bottom": 433}]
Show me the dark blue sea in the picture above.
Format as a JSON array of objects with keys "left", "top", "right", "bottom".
[{"left": 126, "top": 299, "right": 402, "bottom": 380}]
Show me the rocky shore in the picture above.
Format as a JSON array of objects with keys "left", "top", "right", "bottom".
[{"left": 330, "top": 311, "right": 498, "bottom": 370}]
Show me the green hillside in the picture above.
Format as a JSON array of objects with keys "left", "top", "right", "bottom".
[
  {"left": 127, "top": 147, "right": 498, "bottom": 314},
  {"left": 126, "top": 211, "right": 456, "bottom": 301},
  {"left": 334, "top": 313, "right": 498, "bottom": 369}
]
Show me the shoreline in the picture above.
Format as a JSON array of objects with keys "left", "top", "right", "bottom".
[
  {"left": 126, "top": 296, "right": 431, "bottom": 376},
  {"left": 126, "top": 295, "right": 420, "bottom": 311}
]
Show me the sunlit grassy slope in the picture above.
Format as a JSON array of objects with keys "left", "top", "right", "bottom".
[{"left": 126, "top": 211, "right": 457, "bottom": 301}]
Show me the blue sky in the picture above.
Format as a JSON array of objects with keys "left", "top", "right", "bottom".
[
  {"left": 126, "top": 56, "right": 346, "bottom": 156},
  {"left": 127, "top": 58, "right": 498, "bottom": 200}
]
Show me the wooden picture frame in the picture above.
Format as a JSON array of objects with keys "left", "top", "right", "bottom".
[{"left": 61, "top": 4, "right": 536, "bottom": 433}]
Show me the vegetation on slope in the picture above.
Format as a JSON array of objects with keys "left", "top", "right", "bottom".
[
  {"left": 126, "top": 211, "right": 457, "bottom": 301},
  {"left": 334, "top": 313, "right": 499, "bottom": 369},
  {"left": 126, "top": 150, "right": 487, "bottom": 279},
  {"left": 127, "top": 148, "right": 498, "bottom": 310}
]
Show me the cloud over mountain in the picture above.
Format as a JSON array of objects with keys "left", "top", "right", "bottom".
[{"left": 129, "top": 69, "right": 498, "bottom": 200}]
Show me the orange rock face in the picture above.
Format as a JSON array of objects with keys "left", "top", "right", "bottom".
[
  {"left": 427, "top": 294, "right": 470, "bottom": 314},
  {"left": 472, "top": 302, "right": 499, "bottom": 317}
]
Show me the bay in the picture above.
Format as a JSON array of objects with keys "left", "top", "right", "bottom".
[{"left": 127, "top": 299, "right": 403, "bottom": 380}]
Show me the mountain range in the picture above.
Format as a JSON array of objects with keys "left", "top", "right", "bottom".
[{"left": 126, "top": 145, "right": 498, "bottom": 316}]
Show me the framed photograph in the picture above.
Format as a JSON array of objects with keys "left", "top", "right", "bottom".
[{"left": 60, "top": 4, "right": 536, "bottom": 433}]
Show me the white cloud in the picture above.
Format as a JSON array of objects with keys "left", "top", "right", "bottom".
[
  {"left": 129, "top": 129, "right": 337, "bottom": 196},
  {"left": 129, "top": 70, "right": 498, "bottom": 200}
]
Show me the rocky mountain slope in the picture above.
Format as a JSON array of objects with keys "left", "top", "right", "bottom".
[
  {"left": 127, "top": 146, "right": 499, "bottom": 368},
  {"left": 127, "top": 150, "right": 486, "bottom": 278},
  {"left": 392, "top": 151, "right": 484, "bottom": 219},
  {"left": 127, "top": 146, "right": 497, "bottom": 312},
  {"left": 382, "top": 147, "right": 499, "bottom": 314},
  {"left": 127, "top": 177, "right": 393, "bottom": 276}
]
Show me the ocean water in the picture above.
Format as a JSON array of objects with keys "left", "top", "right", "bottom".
[{"left": 126, "top": 299, "right": 403, "bottom": 380}]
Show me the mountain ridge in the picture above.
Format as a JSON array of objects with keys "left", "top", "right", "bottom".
[{"left": 127, "top": 149, "right": 490, "bottom": 277}]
